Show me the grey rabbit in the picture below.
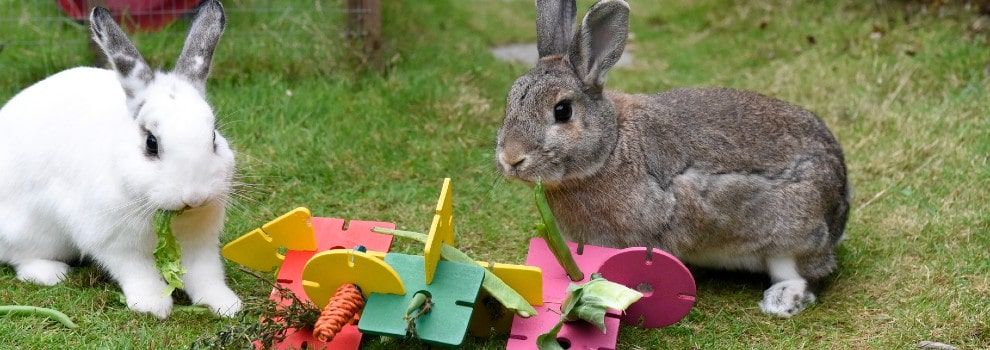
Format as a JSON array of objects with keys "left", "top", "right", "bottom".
[{"left": 495, "top": 0, "right": 849, "bottom": 317}]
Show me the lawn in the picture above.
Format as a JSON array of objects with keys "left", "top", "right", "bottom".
[{"left": 1, "top": 0, "right": 988, "bottom": 348}]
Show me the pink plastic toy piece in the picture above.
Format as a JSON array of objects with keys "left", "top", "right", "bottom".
[
  {"left": 508, "top": 238, "right": 623, "bottom": 350},
  {"left": 526, "top": 238, "right": 621, "bottom": 303},
  {"left": 508, "top": 302, "right": 622, "bottom": 350},
  {"left": 262, "top": 217, "right": 395, "bottom": 350},
  {"left": 596, "top": 247, "right": 696, "bottom": 328}
]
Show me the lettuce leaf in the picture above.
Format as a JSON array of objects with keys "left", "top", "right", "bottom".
[
  {"left": 154, "top": 210, "right": 186, "bottom": 296},
  {"left": 537, "top": 274, "right": 643, "bottom": 349}
]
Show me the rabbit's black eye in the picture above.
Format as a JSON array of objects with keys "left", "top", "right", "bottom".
[
  {"left": 146, "top": 133, "right": 159, "bottom": 158},
  {"left": 554, "top": 100, "right": 572, "bottom": 123}
]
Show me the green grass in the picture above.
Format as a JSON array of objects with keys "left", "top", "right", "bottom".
[{"left": 2, "top": 0, "right": 988, "bottom": 348}]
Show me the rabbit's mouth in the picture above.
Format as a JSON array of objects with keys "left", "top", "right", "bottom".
[
  {"left": 500, "top": 161, "right": 565, "bottom": 185},
  {"left": 496, "top": 145, "right": 568, "bottom": 183}
]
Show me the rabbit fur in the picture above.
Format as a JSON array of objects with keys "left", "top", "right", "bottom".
[
  {"left": 0, "top": 0, "right": 240, "bottom": 319},
  {"left": 495, "top": 0, "right": 849, "bottom": 317}
]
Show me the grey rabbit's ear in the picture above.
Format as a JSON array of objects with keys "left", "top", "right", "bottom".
[
  {"left": 536, "top": 0, "right": 577, "bottom": 57},
  {"left": 569, "top": 0, "right": 629, "bottom": 92},
  {"left": 90, "top": 7, "right": 153, "bottom": 102},
  {"left": 174, "top": 0, "right": 225, "bottom": 95}
]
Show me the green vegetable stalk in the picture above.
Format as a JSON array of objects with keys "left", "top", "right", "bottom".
[
  {"left": 371, "top": 227, "right": 537, "bottom": 318},
  {"left": 536, "top": 274, "right": 643, "bottom": 350},
  {"left": 154, "top": 210, "right": 185, "bottom": 296},
  {"left": 534, "top": 180, "right": 584, "bottom": 282},
  {"left": 0, "top": 305, "right": 77, "bottom": 329}
]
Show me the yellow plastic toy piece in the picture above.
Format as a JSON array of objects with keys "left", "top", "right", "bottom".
[
  {"left": 221, "top": 207, "right": 317, "bottom": 272},
  {"left": 301, "top": 249, "right": 406, "bottom": 308},
  {"left": 486, "top": 262, "right": 543, "bottom": 306},
  {"left": 424, "top": 178, "right": 454, "bottom": 284},
  {"left": 221, "top": 228, "right": 283, "bottom": 272},
  {"left": 261, "top": 207, "right": 317, "bottom": 251},
  {"left": 469, "top": 262, "right": 543, "bottom": 336}
]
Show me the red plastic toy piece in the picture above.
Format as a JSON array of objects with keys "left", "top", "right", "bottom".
[{"left": 263, "top": 217, "right": 395, "bottom": 350}]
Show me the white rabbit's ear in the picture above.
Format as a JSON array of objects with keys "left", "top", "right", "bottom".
[
  {"left": 569, "top": 0, "right": 629, "bottom": 92},
  {"left": 90, "top": 7, "right": 153, "bottom": 102},
  {"left": 536, "top": 0, "right": 577, "bottom": 58},
  {"left": 174, "top": 0, "right": 225, "bottom": 95}
]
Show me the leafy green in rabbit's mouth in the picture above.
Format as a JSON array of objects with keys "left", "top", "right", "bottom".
[{"left": 153, "top": 209, "right": 185, "bottom": 296}]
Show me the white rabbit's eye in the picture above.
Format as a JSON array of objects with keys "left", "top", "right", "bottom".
[
  {"left": 146, "top": 133, "right": 160, "bottom": 158},
  {"left": 554, "top": 100, "right": 572, "bottom": 123}
]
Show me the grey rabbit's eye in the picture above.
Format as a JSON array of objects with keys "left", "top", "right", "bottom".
[
  {"left": 554, "top": 100, "right": 572, "bottom": 123},
  {"left": 146, "top": 133, "right": 159, "bottom": 158}
]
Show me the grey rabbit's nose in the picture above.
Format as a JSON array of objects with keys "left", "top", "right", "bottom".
[
  {"left": 499, "top": 151, "right": 528, "bottom": 170},
  {"left": 511, "top": 157, "right": 527, "bottom": 168}
]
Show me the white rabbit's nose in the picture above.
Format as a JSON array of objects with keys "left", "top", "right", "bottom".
[{"left": 183, "top": 193, "right": 209, "bottom": 208}]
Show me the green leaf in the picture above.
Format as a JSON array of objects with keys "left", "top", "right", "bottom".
[
  {"left": 539, "top": 274, "right": 644, "bottom": 341},
  {"left": 154, "top": 210, "right": 186, "bottom": 295},
  {"left": 535, "top": 321, "right": 566, "bottom": 350},
  {"left": 565, "top": 296, "right": 610, "bottom": 332},
  {"left": 534, "top": 180, "right": 584, "bottom": 282},
  {"left": 578, "top": 276, "right": 643, "bottom": 311}
]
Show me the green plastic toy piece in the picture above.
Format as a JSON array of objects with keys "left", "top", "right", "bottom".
[
  {"left": 372, "top": 227, "right": 537, "bottom": 317},
  {"left": 359, "top": 253, "right": 484, "bottom": 347}
]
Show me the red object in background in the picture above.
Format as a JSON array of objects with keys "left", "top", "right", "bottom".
[{"left": 57, "top": 0, "right": 202, "bottom": 31}]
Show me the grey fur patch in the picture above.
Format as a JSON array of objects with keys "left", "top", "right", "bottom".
[
  {"left": 175, "top": 0, "right": 225, "bottom": 93},
  {"left": 132, "top": 101, "right": 145, "bottom": 119},
  {"left": 535, "top": 0, "right": 576, "bottom": 57},
  {"left": 114, "top": 55, "right": 136, "bottom": 76},
  {"left": 519, "top": 80, "right": 533, "bottom": 103},
  {"left": 89, "top": 7, "right": 153, "bottom": 96},
  {"left": 569, "top": 0, "right": 629, "bottom": 91}
]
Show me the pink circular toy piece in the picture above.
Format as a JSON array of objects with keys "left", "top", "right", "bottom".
[{"left": 596, "top": 247, "right": 696, "bottom": 328}]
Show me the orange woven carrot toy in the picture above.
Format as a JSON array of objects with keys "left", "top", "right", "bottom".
[{"left": 313, "top": 283, "right": 365, "bottom": 342}]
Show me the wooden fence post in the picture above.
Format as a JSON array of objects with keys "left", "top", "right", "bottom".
[{"left": 346, "top": 0, "right": 383, "bottom": 72}]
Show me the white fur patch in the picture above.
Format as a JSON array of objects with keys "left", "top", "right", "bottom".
[
  {"left": 14, "top": 259, "right": 69, "bottom": 286},
  {"left": 759, "top": 279, "right": 816, "bottom": 317}
]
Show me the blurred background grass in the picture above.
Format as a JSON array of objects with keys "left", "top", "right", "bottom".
[{"left": 1, "top": 0, "right": 988, "bottom": 348}]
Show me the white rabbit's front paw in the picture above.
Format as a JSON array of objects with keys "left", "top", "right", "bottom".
[
  {"left": 127, "top": 291, "right": 174, "bottom": 319},
  {"left": 15, "top": 259, "right": 70, "bottom": 286},
  {"left": 193, "top": 287, "right": 242, "bottom": 317},
  {"left": 759, "top": 279, "right": 815, "bottom": 317}
]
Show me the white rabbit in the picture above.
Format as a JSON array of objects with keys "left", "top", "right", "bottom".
[{"left": 0, "top": 0, "right": 241, "bottom": 319}]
